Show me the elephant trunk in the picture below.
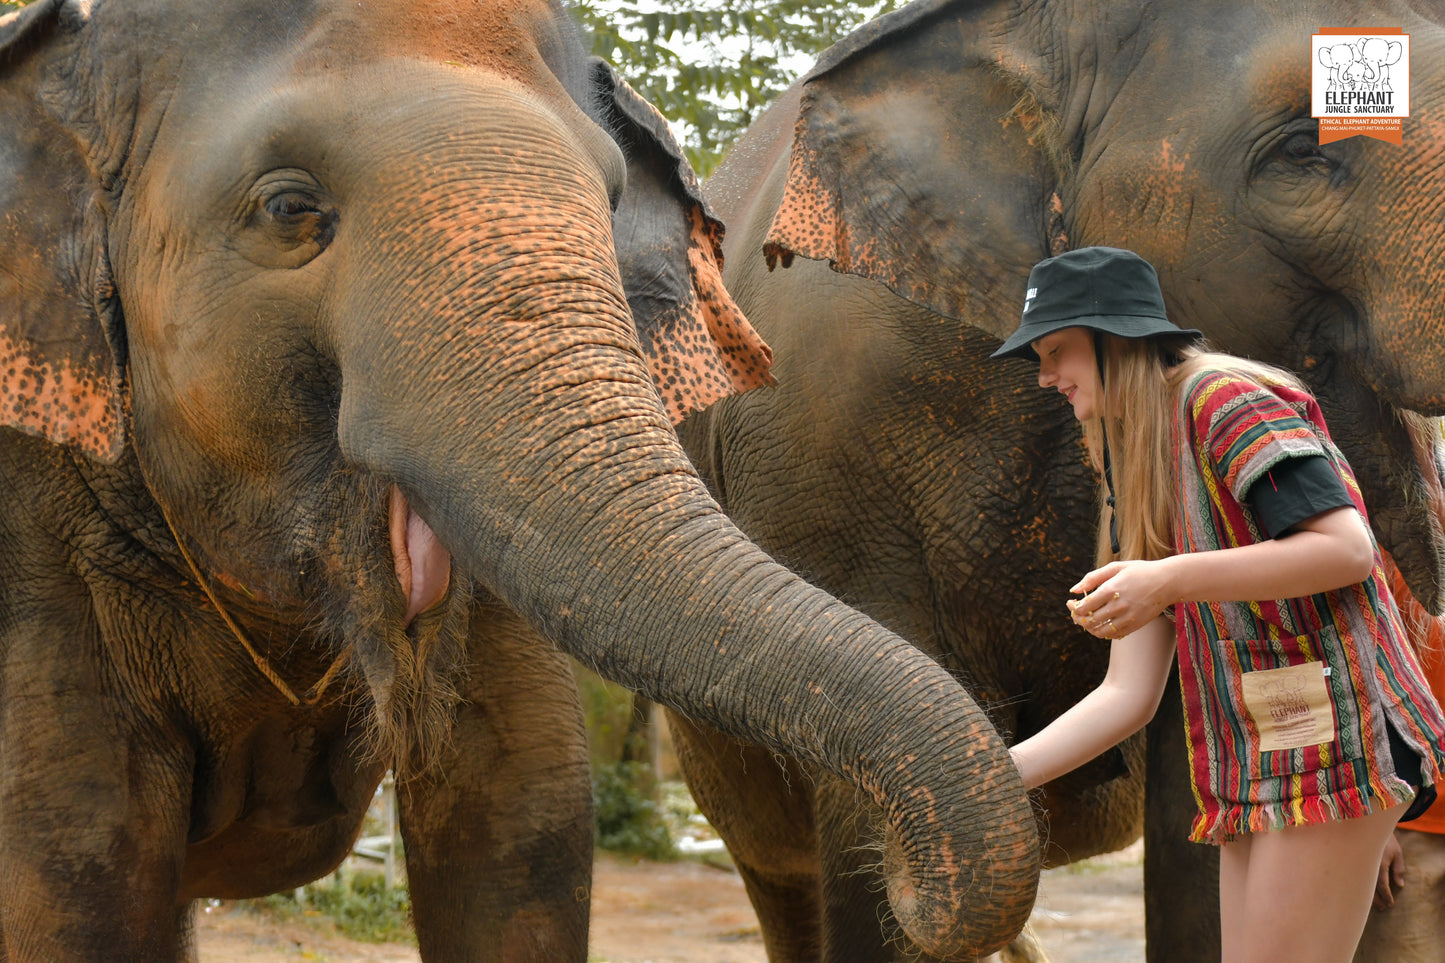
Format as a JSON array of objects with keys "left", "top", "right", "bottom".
[
  {"left": 329, "top": 97, "right": 1039, "bottom": 956},
  {"left": 496, "top": 468, "right": 1038, "bottom": 957}
]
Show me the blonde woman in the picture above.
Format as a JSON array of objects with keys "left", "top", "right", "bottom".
[{"left": 992, "top": 247, "right": 1445, "bottom": 962}]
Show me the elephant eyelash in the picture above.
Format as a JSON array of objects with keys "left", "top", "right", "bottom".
[
  {"left": 1269, "top": 120, "right": 1342, "bottom": 175},
  {"left": 265, "top": 194, "right": 323, "bottom": 219},
  {"left": 1282, "top": 134, "right": 1327, "bottom": 163}
]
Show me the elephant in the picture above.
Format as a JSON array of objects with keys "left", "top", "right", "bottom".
[
  {"left": 0, "top": 0, "right": 1044, "bottom": 959},
  {"left": 670, "top": 0, "right": 1445, "bottom": 960},
  {"left": 1355, "top": 36, "right": 1404, "bottom": 92}
]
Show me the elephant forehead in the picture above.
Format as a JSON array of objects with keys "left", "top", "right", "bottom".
[
  {"left": 1074, "top": 136, "right": 1213, "bottom": 253},
  {"left": 1243, "top": 52, "right": 1311, "bottom": 114},
  {"left": 295, "top": 0, "right": 568, "bottom": 86}
]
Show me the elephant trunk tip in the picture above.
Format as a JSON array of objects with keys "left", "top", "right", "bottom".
[{"left": 881, "top": 818, "right": 1040, "bottom": 959}]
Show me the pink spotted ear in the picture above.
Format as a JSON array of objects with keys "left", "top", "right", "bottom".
[
  {"left": 589, "top": 59, "right": 774, "bottom": 424},
  {"left": 760, "top": 1, "right": 1057, "bottom": 344},
  {"left": 1, "top": 0, "right": 126, "bottom": 463}
]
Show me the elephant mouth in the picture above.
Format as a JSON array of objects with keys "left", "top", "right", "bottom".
[{"left": 388, "top": 486, "right": 452, "bottom": 626}]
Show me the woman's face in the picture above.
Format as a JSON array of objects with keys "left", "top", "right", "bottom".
[{"left": 1033, "top": 326, "right": 1100, "bottom": 420}]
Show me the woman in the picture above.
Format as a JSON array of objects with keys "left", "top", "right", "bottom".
[{"left": 991, "top": 246, "right": 1445, "bottom": 962}]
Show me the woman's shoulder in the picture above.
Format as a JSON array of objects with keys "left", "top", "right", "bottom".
[
  {"left": 1179, "top": 356, "right": 1310, "bottom": 407},
  {"left": 1178, "top": 365, "right": 1263, "bottom": 409},
  {"left": 1178, "top": 363, "right": 1320, "bottom": 445}
]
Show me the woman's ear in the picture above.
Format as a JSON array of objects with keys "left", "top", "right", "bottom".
[
  {"left": 1, "top": 0, "right": 128, "bottom": 462},
  {"left": 589, "top": 59, "right": 773, "bottom": 424}
]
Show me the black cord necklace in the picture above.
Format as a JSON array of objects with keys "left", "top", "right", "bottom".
[{"left": 1096, "top": 333, "right": 1121, "bottom": 556}]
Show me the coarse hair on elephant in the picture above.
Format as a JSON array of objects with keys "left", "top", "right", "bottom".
[
  {"left": 0, "top": 0, "right": 1043, "bottom": 959},
  {"left": 672, "top": 1, "right": 1445, "bottom": 961}
]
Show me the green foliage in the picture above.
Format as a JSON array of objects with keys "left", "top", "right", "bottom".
[
  {"left": 252, "top": 871, "right": 416, "bottom": 945},
  {"left": 593, "top": 760, "right": 676, "bottom": 860},
  {"left": 573, "top": 0, "right": 903, "bottom": 175},
  {"left": 575, "top": 661, "right": 641, "bottom": 767},
  {"left": 1, "top": 1, "right": 32, "bottom": 12}
]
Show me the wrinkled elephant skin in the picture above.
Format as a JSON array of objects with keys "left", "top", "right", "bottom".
[
  {"left": 0, "top": 0, "right": 1040, "bottom": 960},
  {"left": 675, "top": 2, "right": 1445, "bottom": 961}
]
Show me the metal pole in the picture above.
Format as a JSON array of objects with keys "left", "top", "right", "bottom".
[{"left": 383, "top": 770, "right": 397, "bottom": 890}]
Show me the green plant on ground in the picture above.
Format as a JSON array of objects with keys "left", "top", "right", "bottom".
[
  {"left": 593, "top": 760, "right": 676, "bottom": 861},
  {"left": 250, "top": 870, "right": 416, "bottom": 945}
]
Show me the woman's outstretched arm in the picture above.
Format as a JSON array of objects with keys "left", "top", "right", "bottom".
[
  {"left": 1070, "top": 506, "right": 1373, "bottom": 639},
  {"left": 1009, "top": 616, "right": 1176, "bottom": 790}
]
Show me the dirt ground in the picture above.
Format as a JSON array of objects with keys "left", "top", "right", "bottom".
[{"left": 194, "top": 842, "right": 1145, "bottom": 963}]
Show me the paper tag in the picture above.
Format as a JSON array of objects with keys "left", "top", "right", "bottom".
[{"left": 1239, "top": 661, "right": 1336, "bottom": 752}]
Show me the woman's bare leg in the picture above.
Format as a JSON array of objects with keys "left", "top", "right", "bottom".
[{"left": 1224, "top": 803, "right": 1406, "bottom": 963}]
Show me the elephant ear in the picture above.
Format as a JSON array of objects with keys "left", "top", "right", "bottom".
[
  {"left": 589, "top": 58, "right": 773, "bottom": 424},
  {"left": 1, "top": 0, "right": 127, "bottom": 462},
  {"left": 761, "top": 0, "right": 1062, "bottom": 343}
]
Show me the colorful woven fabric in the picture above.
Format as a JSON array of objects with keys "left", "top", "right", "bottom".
[{"left": 1172, "top": 370, "right": 1445, "bottom": 844}]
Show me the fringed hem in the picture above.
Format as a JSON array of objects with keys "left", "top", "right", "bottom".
[{"left": 1188, "top": 781, "right": 1416, "bottom": 846}]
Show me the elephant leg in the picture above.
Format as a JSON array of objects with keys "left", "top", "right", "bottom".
[
  {"left": 397, "top": 601, "right": 593, "bottom": 963},
  {"left": 1028, "top": 734, "right": 1146, "bottom": 867},
  {"left": 0, "top": 642, "right": 192, "bottom": 961},
  {"left": 665, "top": 710, "right": 822, "bottom": 961},
  {"left": 815, "top": 774, "right": 896, "bottom": 961},
  {"left": 1144, "top": 673, "right": 1220, "bottom": 962}
]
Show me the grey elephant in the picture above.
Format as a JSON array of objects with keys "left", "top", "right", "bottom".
[
  {"left": 672, "top": 0, "right": 1445, "bottom": 960},
  {"left": 0, "top": 0, "right": 1042, "bottom": 959}
]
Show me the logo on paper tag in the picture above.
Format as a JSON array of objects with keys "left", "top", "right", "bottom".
[
  {"left": 1240, "top": 661, "right": 1336, "bottom": 752},
  {"left": 1312, "top": 29, "right": 1410, "bottom": 144}
]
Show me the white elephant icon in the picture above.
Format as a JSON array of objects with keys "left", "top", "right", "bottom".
[
  {"left": 1261, "top": 677, "right": 1309, "bottom": 724},
  {"left": 1319, "top": 41, "right": 1361, "bottom": 91},
  {"left": 1355, "top": 36, "right": 1403, "bottom": 93}
]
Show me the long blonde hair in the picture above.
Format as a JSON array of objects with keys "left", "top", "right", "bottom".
[{"left": 1082, "top": 336, "right": 1308, "bottom": 565}]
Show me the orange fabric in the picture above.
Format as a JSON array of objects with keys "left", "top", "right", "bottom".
[{"left": 1387, "top": 558, "right": 1445, "bottom": 834}]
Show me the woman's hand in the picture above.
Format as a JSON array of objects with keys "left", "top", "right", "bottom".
[
  {"left": 1067, "top": 559, "right": 1177, "bottom": 639},
  {"left": 1066, "top": 507, "right": 1372, "bottom": 640},
  {"left": 1374, "top": 832, "right": 1406, "bottom": 910}
]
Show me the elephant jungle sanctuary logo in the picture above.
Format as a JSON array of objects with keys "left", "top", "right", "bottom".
[{"left": 1312, "top": 28, "right": 1410, "bottom": 144}]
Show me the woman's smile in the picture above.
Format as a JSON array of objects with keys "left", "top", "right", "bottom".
[{"left": 1033, "top": 326, "right": 1099, "bottom": 420}]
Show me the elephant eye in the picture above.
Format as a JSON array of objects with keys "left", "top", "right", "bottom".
[
  {"left": 1282, "top": 132, "right": 1322, "bottom": 161},
  {"left": 1279, "top": 130, "right": 1339, "bottom": 177},
  {"left": 261, "top": 192, "right": 339, "bottom": 252},
  {"left": 237, "top": 171, "right": 339, "bottom": 269}
]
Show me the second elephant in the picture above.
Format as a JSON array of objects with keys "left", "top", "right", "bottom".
[{"left": 674, "top": 1, "right": 1445, "bottom": 960}]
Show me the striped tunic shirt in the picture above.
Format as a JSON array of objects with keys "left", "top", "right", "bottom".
[{"left": 1172, "top": 369, "right": 1445, "bottom": 844}]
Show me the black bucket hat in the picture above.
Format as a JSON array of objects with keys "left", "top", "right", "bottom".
[{"left": 990, "top": 247, "right": 1202, "bottom": 361}]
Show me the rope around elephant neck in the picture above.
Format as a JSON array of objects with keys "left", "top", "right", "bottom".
[{"left": 158, "top": 506, "right": 352, "bottom": 707}]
